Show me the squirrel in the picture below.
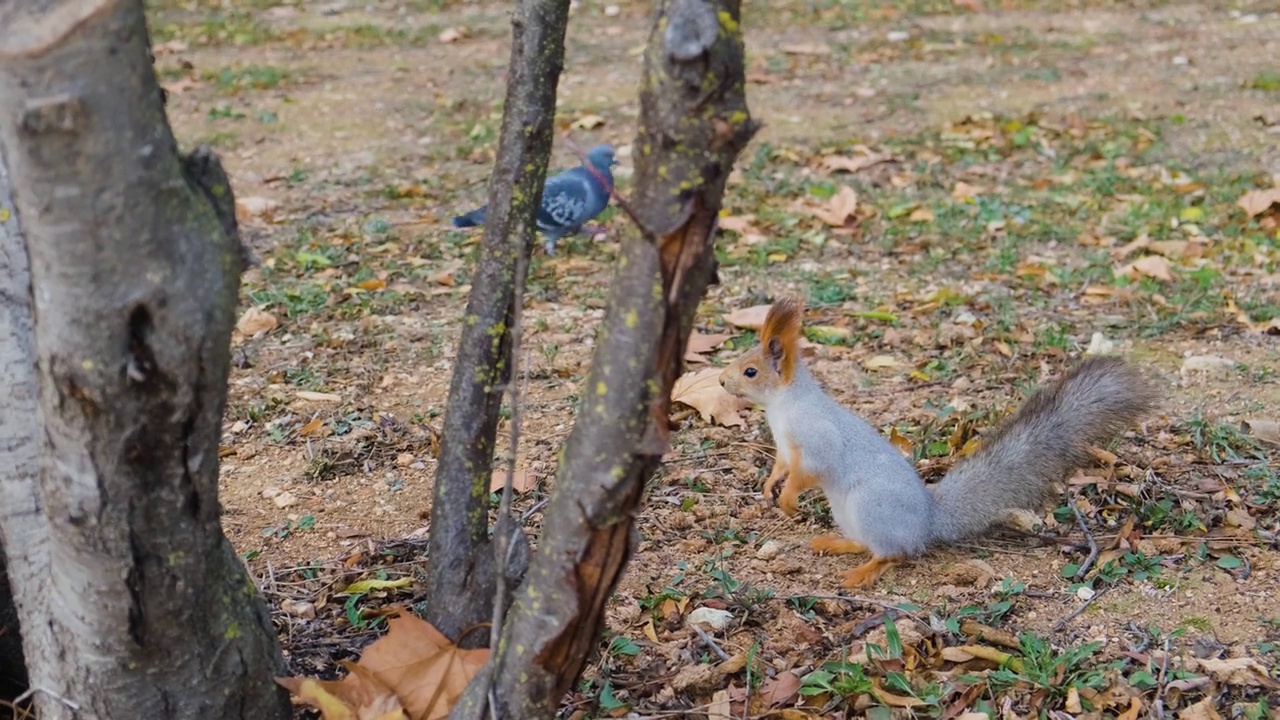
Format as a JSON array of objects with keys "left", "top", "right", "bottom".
[{"left": 718, "top": 296, "right": 1158, "bottom": 589}]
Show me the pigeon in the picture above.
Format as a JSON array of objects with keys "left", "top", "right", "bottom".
[{"left": 451, "top": 144, "right": 618, "bottom": 254}]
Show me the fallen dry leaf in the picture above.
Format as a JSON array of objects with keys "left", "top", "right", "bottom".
[
  {"left": 1236, "top": 187, "right": 1280, "bottom": 218},
  {"left": 671, "top": 367, "right": 750, "bottom": 427},
  {"left": 812, "top": 186, "right": 859, "bottom": 227},
  {"left": 355, "top": 613, "right": 490, "bottom": 720},
  {"left": 298, "top": 417, "right": 332, "bottom": 438},
  {"left": 718, "top": 214, "right": 757, "bottom": 234},
  {"left": 488, "top": 467, "right": 535, "bottom": 494},
  {"left": 571, "top": 113, "right": 605, "bottom": 130},
  {"left": 759, "top": 671, "right": 802, "bottom": 708},
  {"left": 1115, "top": 254, "right": 1173, "bottom": 282},
  {"left": 236, "top": 306, "right": 279, "bottom": 338},
  {"left": 437, "top": 26, "right": 466, "bottom": 43},
  {"left": 722, "top": 304, "right": 772, "bottom": 330},
  {"left": 707, "top": 689, "right": 732, "bottom": 720},
  {"left": 297, "top": 390, "right": 343, "bottom": 403},
  {"left": 820, "top": 149, "right": 891, "bottom": 174},
  {"left": 235, "top": 196, "right": 281, "bottom": 223},
  {"left": 277, "top": 663, "right": 408, "bottom": 720},
  {"left": 862, "top": 354, "right": 901, "bottom": 370},
  {"left": 1177, "top": 696, "right": 1224, "bottom": 720},
  {"left": 684, "top": 331, "right": 734, "bottom": 364},
  {"left": 780, "top": 42, "right": 830, "bottom": 55},
  {"left": 1189, "top": 656, "right": 1280, "bottom": 689},
  {"left": 1241, "top": 419, "right": 1280, "bottom": 446}
]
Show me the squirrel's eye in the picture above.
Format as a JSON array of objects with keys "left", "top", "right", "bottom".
[{"left": 743, "top": 367, "right": 757, "bottom": 378}]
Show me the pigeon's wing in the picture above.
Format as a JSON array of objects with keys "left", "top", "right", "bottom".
[{"left": 537, "top": 171, "right": 593, "bottom": 232}]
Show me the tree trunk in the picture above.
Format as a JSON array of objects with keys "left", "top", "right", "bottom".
[
  {"left": 0, "top": 1, "right": 290, "bottom": 717},
  {"left": 425, "top": 0, "right": 569, "bottom": 646},
  {"left": 451, "top": 0, "right": 758, "bottom": 715},
  {"left": 0, "top": 120, "right": 37, "bottom": 705}
]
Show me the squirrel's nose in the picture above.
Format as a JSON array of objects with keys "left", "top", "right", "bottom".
[{"left": 718, "top": 376, "right": 726, "bottom": 387}]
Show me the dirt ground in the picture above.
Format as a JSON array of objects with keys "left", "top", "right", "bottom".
[{"left": 147, "top": 0, "right": 1280, "bottom": 716}]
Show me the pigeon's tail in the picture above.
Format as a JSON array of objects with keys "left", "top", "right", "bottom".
[{"left": 451, "top": 207, "right": 486, "bottom": 228}]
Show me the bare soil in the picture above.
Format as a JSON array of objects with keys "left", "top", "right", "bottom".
[{"left": 148, "top": 0, "right": 1280, "bottom": 716}]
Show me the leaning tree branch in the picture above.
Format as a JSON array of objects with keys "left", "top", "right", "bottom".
[
  {"left": 451, "top": 0, "right": 759, "bottom": 715},
  {"left": 424, "top": 0, "right": 571, "bottom": 648}
]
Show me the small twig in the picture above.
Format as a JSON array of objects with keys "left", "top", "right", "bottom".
[
  {"left": 786, "top": 593, "right": 934, "bottom": 633},
  {"left": 688, "top": 622, "right": 731, "bottom": 661},
  {"left": 1052, "top": 585, "right": 1111, "bottom": 632},
  {"left": 1153, "top": 634, "right": 1171, "bottom": 720},
  {"left": 1072, "top": 502, "right": 1100, "bottom": 580},
  {"left": 520, "top": 497, "right": 551, "bottom": 521}
]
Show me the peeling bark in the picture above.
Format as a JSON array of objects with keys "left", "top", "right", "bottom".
[
  {"left": 0, "top": 0, "right": 290, "bottom": 717},
  {"left": 452, "top": 0, "right": 758, "bottom": 715},
  {"left": 424, "top": 0, "right": 569, "bottom": 647}
]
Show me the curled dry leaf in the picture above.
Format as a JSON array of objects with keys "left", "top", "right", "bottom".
[
  {"left": 670, "top": 367, "right": 750, "bottom": 428},
  {"left": 684, "top": 331, "right": 734, "bottom": 364},
  {"left": 571, "top": 113, "right": 605, "bottom": 130},
  {"left": 820, "top": 148, "right": 892, "bottom": 174},
  {"left": 723, "top": 304, "right": 772, "bottom": 330},
  {"left": 1114, "top": 254, "right": 1173, "bottom": 282},
  {"left": 1240, "top": 419, "right": 1280, "bottom": 446},
  {"left": 813, "top": 185, "right": 859, "bottom": 227},
  {"left": 236, "top": 306, "right": 279, "bottom": 338},
  {"left": 1236, "top": 187, "right": 1280, "bottom": 218}
]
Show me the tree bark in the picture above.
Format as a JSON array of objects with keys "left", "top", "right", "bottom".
[
  {"left": 0, "top": 0, "right": 290, "bottom": 717},
  {"left": 451, "top": 0, "right": 758, "bottom": 715},
  {"left": 0, "top": 153, "right": 34, "bottom": 702},
  {"left": 424, "top": 0, "right": 569, "bottom": 647}
]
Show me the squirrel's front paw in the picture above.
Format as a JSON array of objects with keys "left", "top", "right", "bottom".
[
  {"left": 762, "top": 474, "right": 787, "bottom": 508},
  {"left": 775, "top": 491, "right": 800, "bottom": 516}
]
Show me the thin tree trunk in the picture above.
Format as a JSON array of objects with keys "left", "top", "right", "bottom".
[
  {"left": 425, "top": 0, "right": 569, "bottom": 646},
  {"left": 0, "top": 152, "right": 35, "bottom": 702},
  {"left": 0, "top": 1, "right": 290, "bottom": 717},
  {"left": 452, "top": 0, "right": 758, "bottom": 715}
]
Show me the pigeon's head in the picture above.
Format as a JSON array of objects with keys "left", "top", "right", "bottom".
[{"left": 585, "top": 144, "right": 618, "bottom": 171}]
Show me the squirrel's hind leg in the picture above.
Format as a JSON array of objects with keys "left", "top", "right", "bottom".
[
  {"left": 810, "top": 534, "right": 867, "bottom": 555},
  {"left": 840, "top": 555, "right": 903, "bottom": 588}
]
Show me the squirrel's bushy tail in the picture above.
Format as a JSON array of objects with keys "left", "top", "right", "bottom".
[{"left": 928, "top": 356, "right": 1157, "bottom": 544}]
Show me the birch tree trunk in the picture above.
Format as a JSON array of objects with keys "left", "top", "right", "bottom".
[
  {"left": 424, "top": 0, "right": 568, "bottom": 646},
  {"left": 0, "top": 0, "right": 290, "bottom": 717},
  {"left": 451, "top": 0, "right": 758, "bottom": 715}
]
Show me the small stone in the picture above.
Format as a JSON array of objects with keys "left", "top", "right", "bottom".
[
  {"left": 755, "top": 539, "right": 784, "bottom": 560},
  {"left": 273, "top": 491, "right": 297, "bottom": 508},
  {"left": 886, "top": 30, "right": 910, "bottom": 42},
  {"left": 261, "top": 487, "right": 282, "bottom": 499},
  {"left": 687, "top": 607, "right": 734, "bottom": 631},
  {"left": 396, "top": 452, "right": 415, "bottom": 467}
]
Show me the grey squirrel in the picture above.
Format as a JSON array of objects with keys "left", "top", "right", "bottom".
[{"left": 718, "top": 296, "right": 1158, "bottom": 588}]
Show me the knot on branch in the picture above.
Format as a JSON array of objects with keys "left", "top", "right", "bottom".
[{"left": 663, "top": 0, "right": 719, "bottom": 62}]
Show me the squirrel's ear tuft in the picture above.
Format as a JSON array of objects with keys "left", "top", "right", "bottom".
[{"left": 761, "top": 296, "right": 803, "bottom": 381}]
